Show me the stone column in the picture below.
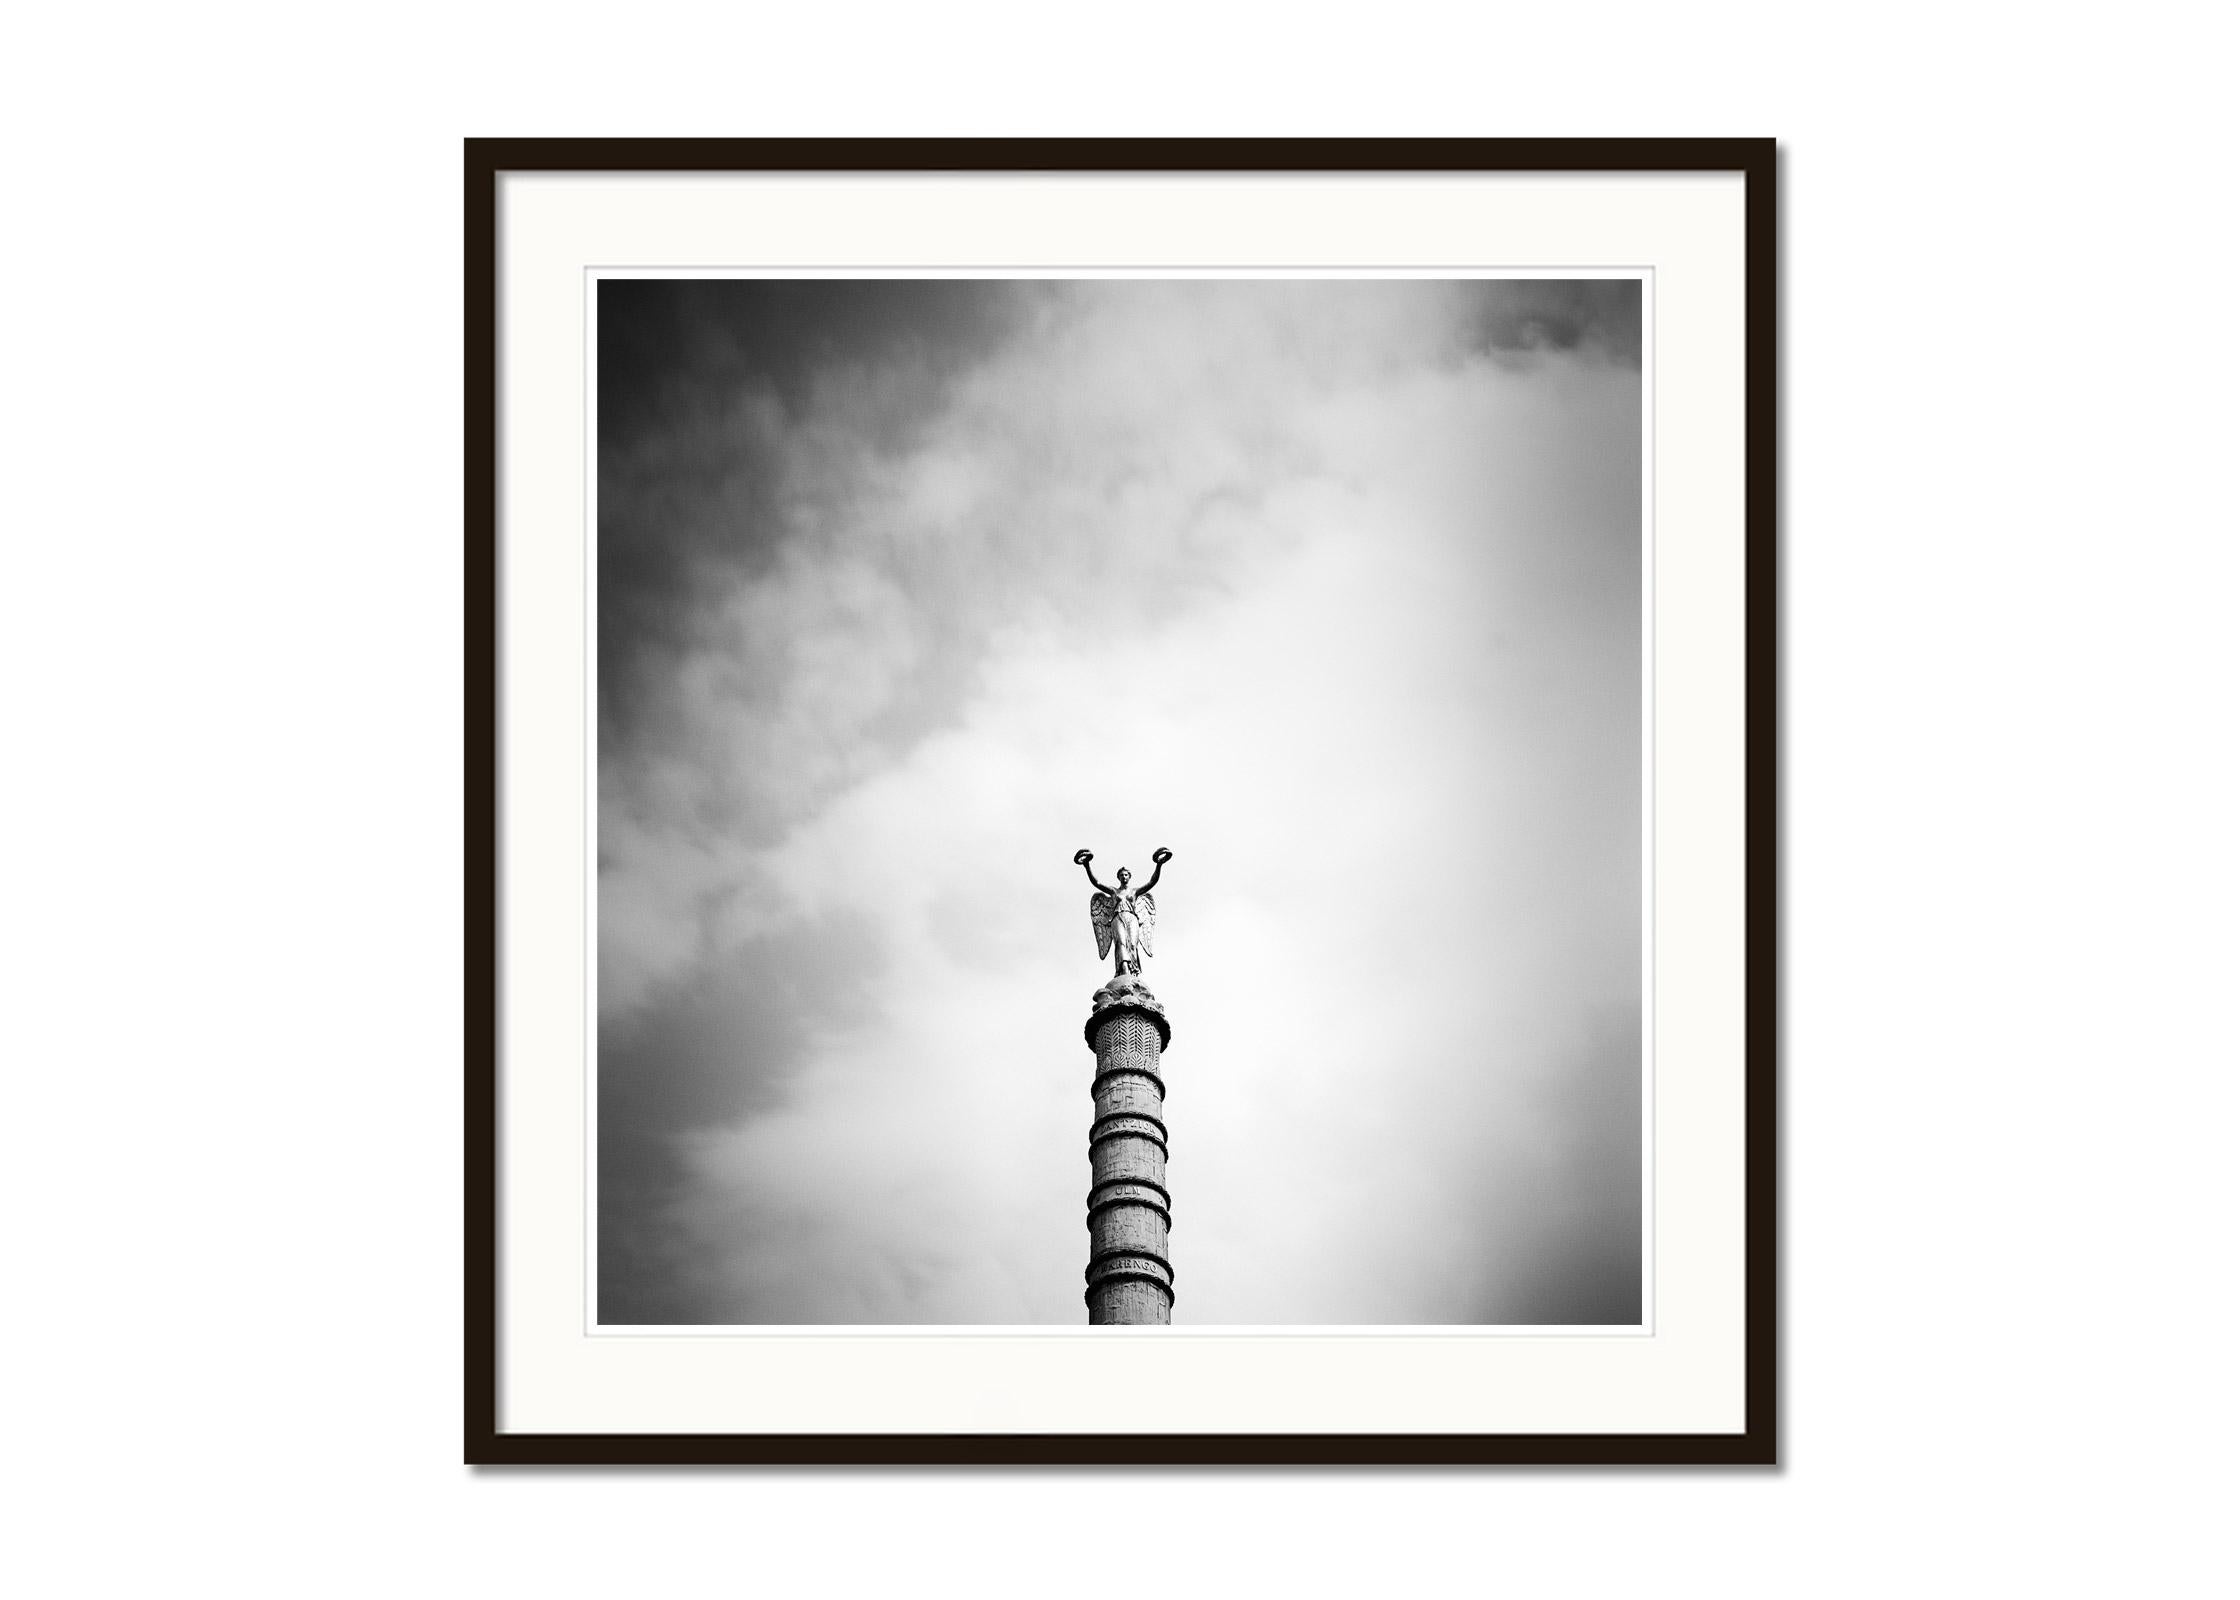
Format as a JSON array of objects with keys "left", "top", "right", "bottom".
[{"left": 1083, "top": 973, "right": 1173, "bottom": 1325}]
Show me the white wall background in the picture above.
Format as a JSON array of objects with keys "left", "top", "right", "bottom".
[{"left": 3, "top": 4, "right": 2233, "bottom": 1594}]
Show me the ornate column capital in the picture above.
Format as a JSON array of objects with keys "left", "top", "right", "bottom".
[{"left": 1084, "top": 971, "right": 1171, "bottom": 1053}]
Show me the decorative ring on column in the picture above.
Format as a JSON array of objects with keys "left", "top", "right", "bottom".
[
  {"left": 1085, "top": 1250, "right": 1175, "bottom": 1288},
  {"left": 1086, "top": 1175, "right": 1171, "bottom": 1210}
]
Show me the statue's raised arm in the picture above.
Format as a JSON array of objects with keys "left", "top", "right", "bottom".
[
  {"left": 1138, "top": 846, "right": 1172, "bottom": 894},
  {"left": 1073, "top": 848, "right": 1114, "bottom": 895}
]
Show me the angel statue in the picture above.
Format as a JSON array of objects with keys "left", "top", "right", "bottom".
[{"left": 1074, "top": 846, "right": 1172, "bottom": 977}]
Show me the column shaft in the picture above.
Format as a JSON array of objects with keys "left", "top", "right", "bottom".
[{"left": 1084, "top": 986, "right": 1173, "bottom": 1324}]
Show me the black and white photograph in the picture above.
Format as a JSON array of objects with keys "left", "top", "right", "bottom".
[{"left": 595, "top": 276, "right": 1646, "bottom": 1327}]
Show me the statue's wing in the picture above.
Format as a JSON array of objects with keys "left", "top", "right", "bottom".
[
  {"left": 1136, "top": 892, "right": 1155, "bottom": 956},
  {"left": 1090, "top": 892, "right": 1116, "bottom": 959}
]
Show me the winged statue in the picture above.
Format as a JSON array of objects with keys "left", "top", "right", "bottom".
[{"left": 1074, "top": 846, "right": 1172, "bottom": 977}]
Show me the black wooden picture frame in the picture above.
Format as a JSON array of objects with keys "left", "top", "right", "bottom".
[{"left": 467, "top": 137, "right": 1777, "bottom": 1466}]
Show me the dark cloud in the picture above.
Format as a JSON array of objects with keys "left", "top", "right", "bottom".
[
  {"left": 597, "top": 280, "right": 1024, "bottom": 768},
  {"left": 1462, "top": 278, "right": 1642, "bottom": 367},
  {"left": 598, "top": 279, "right": 1022, "bottom": 452},
  {"left": 598, "top": 908, "right": 884, "bottom": 1323}
]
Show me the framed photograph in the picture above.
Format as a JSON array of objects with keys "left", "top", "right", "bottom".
[{"left": 469, "top": 138, "right": 1776, "bottom": 1464}]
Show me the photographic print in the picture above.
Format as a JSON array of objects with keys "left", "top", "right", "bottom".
[{"left": 594, "top": 275, "right": 1646, "bottom": 1329}]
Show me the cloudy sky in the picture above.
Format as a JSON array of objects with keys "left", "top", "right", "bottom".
[{"left": 596, "top": 277, "right": 1642, "bottom": 1325}]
